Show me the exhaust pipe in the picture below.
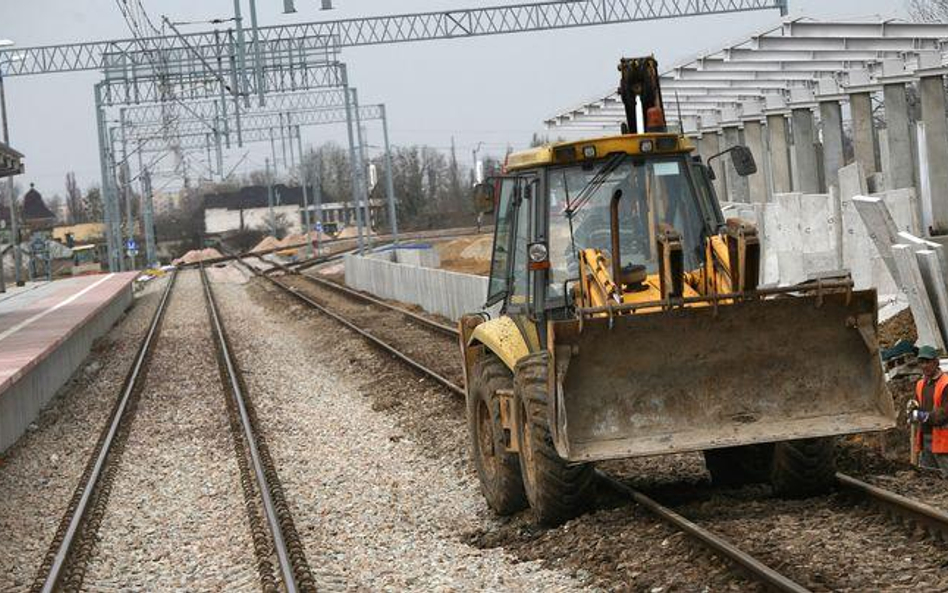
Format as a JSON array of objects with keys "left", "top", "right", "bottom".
[{"left": 610, "top": 189, "right": 623, "bottom": 289}]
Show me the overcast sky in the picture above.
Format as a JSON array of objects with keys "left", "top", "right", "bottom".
[{"left": 2, "top": 0, "right": 908, "bottom": 197}]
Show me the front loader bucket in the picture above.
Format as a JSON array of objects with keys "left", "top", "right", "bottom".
[{"left": 551, "top": 290, "right": 895, "bottom": 462}]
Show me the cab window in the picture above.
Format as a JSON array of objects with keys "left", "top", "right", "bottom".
[
  {"left": 486, "top": 178, "right": 516, "bottom": 306},
  {"left": 508, "top": 177, "right": 535, "bottom": 309}
]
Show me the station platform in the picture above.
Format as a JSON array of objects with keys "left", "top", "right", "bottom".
[{"left": 0, "top": 272, "right": 138, "bottom": 453}]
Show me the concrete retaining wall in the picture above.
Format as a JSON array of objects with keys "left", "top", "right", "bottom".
[
  {"left": 0, "top": 285, "right": 133, "bottom": 453},
  {"left": 344, "top": 254, "right": 490, "bottom": 321}
]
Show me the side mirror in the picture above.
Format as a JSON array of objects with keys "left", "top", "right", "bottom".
[
  {"left": 473, "top": 182, "right": 495, "bottom": 214},
  {"left": 707, "top": 145, "right": 757, "bottom": 178},
  {"left": 730, "top": 145, "right": 757, "bottom": 177}
]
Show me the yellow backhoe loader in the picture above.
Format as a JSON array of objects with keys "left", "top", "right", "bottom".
[{"left": 458, "top": 57, "right": 895, "bottom": 526}]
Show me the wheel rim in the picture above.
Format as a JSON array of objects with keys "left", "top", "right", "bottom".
[{"left": 476, "top": 398, "right": 498, "bottom": 479}]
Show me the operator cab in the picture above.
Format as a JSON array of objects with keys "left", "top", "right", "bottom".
[{"left": 474, "top": 133, "right": 753, "bottom": 317}]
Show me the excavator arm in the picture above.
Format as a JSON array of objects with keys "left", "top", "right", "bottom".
[{"left": 618, "top": 56, "right": 666, "bottom": 134}]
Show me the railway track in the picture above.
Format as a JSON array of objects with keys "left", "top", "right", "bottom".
[
  {"left": 241, "top": 254, "right": 948, "bottom": 591},
  {"left": 30, "top": 268, "right": 313, "bottom": 592},
  {"left": 234, "top": 258, "right": 811, "bottom": 591}
]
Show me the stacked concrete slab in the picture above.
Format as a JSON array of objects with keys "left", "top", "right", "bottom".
[
  {"left": 853, "top": 196, "right": 948, "bottom": 350},
  {"left": 721, "top": 173, "right": 920, "bottom": 295}
]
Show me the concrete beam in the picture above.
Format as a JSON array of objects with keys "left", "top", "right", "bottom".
[
  {"left": 918, "top": 249, "right": 948, "bottom": 346},
  {"left": 766, "top": 113, "right": 792, "bottom": 195},
  {"left": 701, "top": 129, "right": 728, "bottom": 201},
  {"left": 742, "top": 119, "right": 768, "bottom": 203},
  {"left": 919, "top": 73, "right": 948, "bottom": 234},
  {"left": 791, "top": 107, "right": 821, "bottom": 193},
  {"left": 849, "top": 91, "right": 877, "bottom": 176},
  {"left": 882, "top": 81, "right": 916, "bottom": 190},
  {"left": 819, "top": 99, "right": 845, "bottom": 193},
  {"left": 852, "top": 195, "right": 902, "bottom": 284},
  {"left": 893, "top": 243, "right": 946, "bottom": 350},
  {"left": 722, "top": 124, "right": 750, "bottom": 203}
]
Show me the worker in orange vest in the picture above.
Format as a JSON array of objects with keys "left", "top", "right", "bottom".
[{"left": 908, "top": 345, "right": 948, "bottom": 477}]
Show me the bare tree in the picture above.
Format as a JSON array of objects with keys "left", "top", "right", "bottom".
[
  {"left": 82, "top": 186, "right": 104, "bottom": 224},
  {"left": 46, "top": 194, "right": 65, "bottom": 224},
  {"left": 907, "top": 0, "right": 948, "bottom": 22},
  {"left": 65, "top": 172, "right": 83, "bottom": 224}
]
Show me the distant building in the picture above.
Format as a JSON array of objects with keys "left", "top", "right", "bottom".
[
  {"left": 21, "top": 184, "right": 57, "bottom": 231},
  {"left": 53, "top": 222, "right": 106, "bottom": 246},
  {"left": 153, "top": 190, "right": 183, "bottom": 217},
  {"left": 203, "top": 184, "right": 384, "bottom": 236}
]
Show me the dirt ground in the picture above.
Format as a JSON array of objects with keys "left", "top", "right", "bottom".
[{"left": 878, "top": 307, "right": 917, "bottom": 348}]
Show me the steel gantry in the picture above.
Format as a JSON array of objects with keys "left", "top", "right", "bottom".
[{"left": 1, "top": 0, "right": 788, "bottom": 76}]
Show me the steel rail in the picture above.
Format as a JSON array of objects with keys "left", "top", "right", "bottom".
[
  {"left": 198, "top": 265, "right": 299, "bottom": 593},
  {"left": 38, "top": 270, "right": 178, "bottom": 593},
  {"left": 597, "top": 471, "right": 812, "bottom": 593},
  {"left": 234, "top": 256, "right": 463, "bottom": 397},
  {"left": 836, "top": 472, "right": 948, "bottom": 540}
]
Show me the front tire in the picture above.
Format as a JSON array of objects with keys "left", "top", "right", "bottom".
[
  {"left": 515, "top": 352, "right": 593, "bottom": 526},
  {"left": 467, "top": 355, "right": 527, "bottom": 515},
  {"left": 770, "top": 437, "right": 837, "bottom": 498}
]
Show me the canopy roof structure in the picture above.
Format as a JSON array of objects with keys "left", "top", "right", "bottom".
[{"left": 545, "top": 17, "right": 948, "bottom": 134}]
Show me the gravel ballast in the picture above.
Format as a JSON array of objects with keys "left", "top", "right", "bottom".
[
  {"left": 80, "top": 270, "right": 257, "bottom": 591},
  {"left": 211, "top": 265, "right": 584, "bottom": 591},
  {"left": 0, "top": 277, "right": 168, "bottom": 590}
]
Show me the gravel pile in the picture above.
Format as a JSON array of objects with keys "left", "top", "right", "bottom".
[
  {"left": 0, "top": 277, "right": 168, "bottom": 590},
  {"left": 81, "top": 270, "right": 257, "bottom": 591},
  {"left": 212, "top": 268, "right": 583, "bottom": 590},
  {"left": 172, "top": 247, "right": 223, "bottom": 266}
]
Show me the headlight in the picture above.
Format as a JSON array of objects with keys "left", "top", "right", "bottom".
[
  {"left": 639, "top": 139, "right": 654, "bottom": 153},
  {"left": 582, "top": 145, "right": 597, "bottom": 159},
  {"left": 528, "top": 242, "right": 549, "bottom": 263}
]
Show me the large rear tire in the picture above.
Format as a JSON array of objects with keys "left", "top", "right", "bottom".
[
  {"left": 704, "top": 444, "right": 774, "bottom": 487},
  {"left": 467, "top": 355, "right": 527, "bottom": 515},
  {"left": 515, "top": 352, "right": 593, "bottom": 526},
  {"left": 770, "top": 437, "right": 837, "bottom": 498}
]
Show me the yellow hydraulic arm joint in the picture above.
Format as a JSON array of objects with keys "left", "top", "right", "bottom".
[{"left": 722, "top": 218, "right": 761, "bottom": 294}]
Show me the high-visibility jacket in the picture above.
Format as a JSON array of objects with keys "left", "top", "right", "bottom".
[{"left": 915, "top": 373, "right": 948, "bottom": 454}]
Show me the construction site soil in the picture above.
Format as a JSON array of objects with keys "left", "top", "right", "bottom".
[
  {"left": 253, "top": 273, "right": 948, "bottom": 591},
  {"left": 433, "top": 235, "right": 492, "bottom": 276}
]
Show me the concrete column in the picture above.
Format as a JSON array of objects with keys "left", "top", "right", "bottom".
[
  {"left": 691, "top": 135, "right": 704, "bottom": 159},
  {"left": 700, "top": 129, "right": 727, "bottom": 201},
  {"left": 920, "top": 71, "right": 948, "bottom": 234},
  {"left": 883, "top": 81, "right": 915, "bottom": 190},
  {"left": 722, "top": 124, "right": 749, "bottom": 203},
  {"left": 742, "top": 119, "right": 768, "bottom": 203},
  {"left": 766, "top": 113, "right": 792, "bottom": 195},
  {"left": 791, "top": 107, "right": 821, "bottom": 194},
  {"left": 819, "top": 99, "right": 845, "bottom": 193},
  {"left": 849, "top": 91, "right": 877, "bottom": 177}
]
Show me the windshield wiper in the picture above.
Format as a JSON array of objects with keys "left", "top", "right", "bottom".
[{"left": 564, "top": 153, "right": 626, "bottom": 219}]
